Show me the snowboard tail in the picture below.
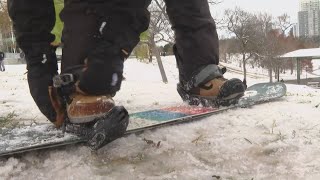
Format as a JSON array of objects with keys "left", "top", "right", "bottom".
[{"left": 0, "top": 82, "right": 286, "bottom": 157}]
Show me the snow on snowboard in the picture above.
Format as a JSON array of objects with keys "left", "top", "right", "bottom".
[{"left": 0, "top": 82, "right": 286, "bottom": 157}]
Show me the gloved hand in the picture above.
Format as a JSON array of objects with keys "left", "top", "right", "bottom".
[{"left": 24, "top": 45, "right": 62, "bottom": 126}]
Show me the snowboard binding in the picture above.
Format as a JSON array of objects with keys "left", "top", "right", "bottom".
[
  {"left": 63, "top": 106, "right": 129, "bottom": 150},
  {"left": 177, "top": 83, "right": 243, "bottom": 107},
  {"left": 53, "top": 73, "right": 129, "bottom": 150},
  {"left": 177, "top": 65, "right": 246, "bottom": 107}
]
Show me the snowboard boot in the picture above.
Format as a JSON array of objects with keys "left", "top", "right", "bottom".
[
  {"left": 51, "top": 73, "right": 129, "bottom": 150},
  {"left": 177, "top": 64, "right": 246, "bottom": 107},
  {"left": 50, "top": 71, "right": 116, "bottom": 124},
  {"left": 67, "top": 91, "right": 115, "bottom": 124}
]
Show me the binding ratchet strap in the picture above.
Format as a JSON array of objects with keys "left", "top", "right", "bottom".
[
  {"left": 183, "top": 64, "right": 224, "bottom": 91},
  {"left": 52, "top": 73, "right": 76, "bottom": 104},
  {"left": 53, "top": 73, "right": 75, "bottom": 88}
]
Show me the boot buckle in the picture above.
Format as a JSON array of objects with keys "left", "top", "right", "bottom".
[{"left": 53, "top": 74, "right": 74, "bottom": 88}]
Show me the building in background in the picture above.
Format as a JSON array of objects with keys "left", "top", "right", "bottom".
[
  {"left": 298, "top": 0, "right": 320, "bottom": 37},
  {"left": 292, "top": 23, "right": 299, "bottom": 37}
]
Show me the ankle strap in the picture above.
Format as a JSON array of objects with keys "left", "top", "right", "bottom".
[{"left": 182, "top": 64, "right": 225, "bottom": 91}]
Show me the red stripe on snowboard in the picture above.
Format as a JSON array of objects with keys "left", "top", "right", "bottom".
[{"left": 163, "top": 106, "right": 217, "bottom": 115}]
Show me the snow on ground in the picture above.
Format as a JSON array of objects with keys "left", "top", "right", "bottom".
[
  {"left": 1, "top": 56, "right": 320, "bottom": 179},
  {"left": 221, "top": 55, "right": 320, "bottom": 80}
]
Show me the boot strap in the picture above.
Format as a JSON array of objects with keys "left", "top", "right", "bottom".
[
  {"left": 53, "top": 73, "right": 77, "bottom": 104},
  {"left": 182, "top": 64, "right": 225, "bottom": 91},
  {"left": 53, "top": 73, "right": 75, "bottom": 88}
]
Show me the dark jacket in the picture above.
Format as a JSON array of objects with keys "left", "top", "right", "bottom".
[{"left": 0, "top": 52, "right": 4, "bottom": 61}]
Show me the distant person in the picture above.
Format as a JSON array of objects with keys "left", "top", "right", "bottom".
[{"left": 0, "top": 51, "right": 5, "bottom": 72}]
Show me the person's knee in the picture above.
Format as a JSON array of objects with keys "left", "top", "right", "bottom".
[{"left": 8, "top": 0, "right": 56, "bottom": 46}]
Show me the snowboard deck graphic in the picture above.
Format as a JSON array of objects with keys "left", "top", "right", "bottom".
[{"left": 0, "top": 82, "right": 286, "bottom": 157}]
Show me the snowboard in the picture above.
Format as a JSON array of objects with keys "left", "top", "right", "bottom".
[{"left": 0, "top": 82, "right": 286, "bottom": 157}]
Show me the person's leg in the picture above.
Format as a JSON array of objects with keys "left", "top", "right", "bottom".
[
  {"left": 60, "top": 0, "right": 151, "bottom": 94},
  {"left": 59, "top": 0, "right": 98, "bottom": 72},
  {"left": 164, "top": 0, "right": 219, "bottom": 81},
  {"left": 1, "top": 61, "right": 4, "bottom": 71},
  {"left": 58, "top": 0, "right": 151, "bottom": 123},
  {"left": 8, "top": 0, "right": 59, "bottom": 122},
  {"left": 77, "top": 0, "right": 151, "bottom": 95},
  {"left": 164, "top": 0, "right": 245, "bottom": 106}
]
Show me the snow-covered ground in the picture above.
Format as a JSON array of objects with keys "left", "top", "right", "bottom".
[
  {"left": 1, "top": 56, "right": 320, "bottom": 179},
  {"left": 221, "top": 54, "right": 320, "bottom": 80}
]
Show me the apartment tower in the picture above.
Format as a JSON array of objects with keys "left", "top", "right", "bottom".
[{"left": 298, "top": 0, "right": 320, "bottom": 37}]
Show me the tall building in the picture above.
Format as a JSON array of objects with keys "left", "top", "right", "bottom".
[
  {"left": 298, "top": 0, "right": 320, "bottom": 37},
  {"left": 292, "top": 23, "right": 299, "bottom": 37}
]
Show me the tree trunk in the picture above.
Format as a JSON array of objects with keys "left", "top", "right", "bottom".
[
  {"left": 277, "top": 66, "right": 280, "bottom": 82},
  {"left": 149, "top": 54, "right": 152, "bottom": 63},
  {"left": 268, "top": 67, "right": 273, "bottom": 83},
  {"left": 151, "top": 35, "right": 168, "bottom": 83},
  {"left": 242, "top": 53, "right": 247, "bottom": 81},
  {"left": 223, "top": 52, "right": 227, "bottom": 62}
]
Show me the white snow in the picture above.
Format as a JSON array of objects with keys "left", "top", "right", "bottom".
[
  {"left": 281, "top": 48, "right": 320, "bottom": 58},
  {"left": 1, "top": 56, "right": 320, "bottom": 179}
]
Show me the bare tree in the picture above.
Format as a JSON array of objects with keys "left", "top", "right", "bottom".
[
  {"left": 224, "top": 7, "right": 257, "bottom": 81},
  {"left": 254, "top": 13, "right": 291, "bottom": 82},
  {"left": 149, "top": 1, "right": 174, "bottom": 44},
  {"left": 148, "top": 0, "right": 172, "bottom": 83},
  {"left": 0, "top": 0, "right": 15, "bottom": 52},
  {"left": 149, "top": 0, "right": 223, "bottom": 45},
  {"left": 224, "top": 10, "right": 293, "bottom": 83},
  {"left": 275, "top": 14, "right": 294, "bottom": 35},
  {"left": 0, "top": 0, "right": 6, "bottom": 11},
  {"left": 253, "top": 13, "right": 274, "bottom": 82}
]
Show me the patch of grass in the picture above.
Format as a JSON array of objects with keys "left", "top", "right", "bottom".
[{"left": 0, "top": 111, "right": 18, "bottom": 127}]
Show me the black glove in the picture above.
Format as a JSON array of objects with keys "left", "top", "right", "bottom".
[{"left": 25, "top": 45, "right": 59, "bottom": 124}]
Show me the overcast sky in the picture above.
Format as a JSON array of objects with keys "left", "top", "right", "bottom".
[
  {"left": 211, "top": 0, "right": 300, "bottom": 22},
  {"left": 210, "top": 0, "right": 300, "bottom": 37}
]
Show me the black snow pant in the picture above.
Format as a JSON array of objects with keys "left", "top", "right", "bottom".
[
  {"left": 164, "top": 0, "right": 220, "bottom": 82},
  {"left": 8, "top": 0, "right": 219, "bottom": 95},
  {"left": 8, "top": 0, "right": 58, "bottom": 122}
]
